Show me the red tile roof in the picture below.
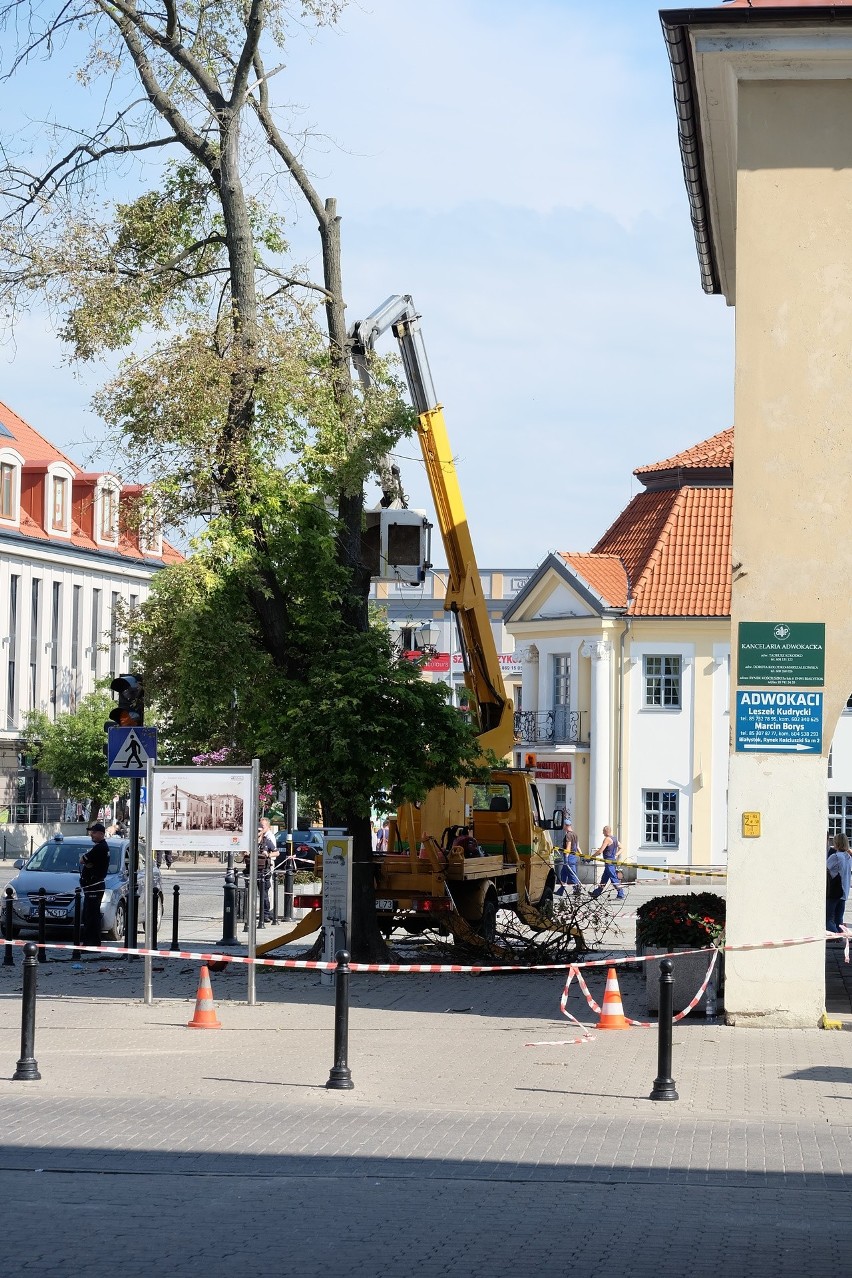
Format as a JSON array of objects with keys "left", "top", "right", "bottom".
[
  {"left": 558, "top": 553, "right": 629, "bottom": 608},
  {"left": 561, "top": 432, "right": 734, "bottom": 617},
  {"left": 0, "top": 398, "right": 182, "bottom": 566},
  {"left": 634, "top": 427, "right": 733, "bottom": 479}
]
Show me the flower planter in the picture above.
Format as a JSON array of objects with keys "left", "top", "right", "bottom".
[{"left": 641, "top": 944, "right": 722, "bottom": 1015}]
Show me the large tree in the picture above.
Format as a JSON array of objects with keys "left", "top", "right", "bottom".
[
  {"left": 23, "top": 691, "right": 129, "bottom": 823},
  {"left": 0, "top": 1, "right": 468, "bottom": 957}
]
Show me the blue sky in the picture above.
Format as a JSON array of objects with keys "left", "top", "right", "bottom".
[{"left": 0, "top": 0, "right": 732, "bottom": 566}]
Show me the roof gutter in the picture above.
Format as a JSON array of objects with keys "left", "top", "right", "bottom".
[
  {"left": 659, "top": 14, "right": 719, "bottom": 295},
  {"left": 660, "top": 6, "right": 852, "bottom": 296}
]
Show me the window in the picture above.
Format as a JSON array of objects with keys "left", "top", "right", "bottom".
[
  {"left": 109, "top": 591, "right": 119, "bottom": 678},
  {"left": 90, "top": 589, "right": 100, "bottom": 676},
  {"left": 472, "top": 782, "right": 512, "bottom": 811},
  {"left": 643, "top": 789, "right": 678, "bottom": 846},
  {"left": 100, "top": 485, "right": 118, "bottom": 541},
  {"left": 51, "top": 476, "right": 69, "bottom": 531},
  {"left": 554, "top": 784, "right": 567, "bottom": 809},
  {"left": 128, "top": 594, "right": 138, "bottom": 662},
  {"left": 50, "top": 582, "right": 60, "bottom": 716},
  {"left": 510, "top": 577, "right": 529, "bottom": 592},
  {"left": 552, "top": 654, "right": 571, "bottom": 740},
  {"left": 139, "top": 510, "right": 162, "bottom": 556},
  {"left": 0, "top": 461, "right": 16, "bottom": 519},
  {"left": 71, "top": 585, "right": 81, "bottom": 709},
  {"left": 644, "top": 655, "right": 681, "bottom": 708},
  {"left": 828, "top": 795, "right": 852, "bottom": 841},
  {"left": 6, "top": 574, "right": 18, "bottom": 729},
  {"left": 29, "top": 578, "right": 40, "bottom": 710}
]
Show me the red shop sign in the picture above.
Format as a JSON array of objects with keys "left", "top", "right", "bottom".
[{"left": 534, "top": 761, "right": 572, "bottom": 780}]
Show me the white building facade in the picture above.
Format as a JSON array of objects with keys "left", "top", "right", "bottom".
[
  {"left": 0, "top": 400, "right": 181, "bottom": 817},
  {"left": 506, "top": 429, "right": 852, "bottom": 866}
]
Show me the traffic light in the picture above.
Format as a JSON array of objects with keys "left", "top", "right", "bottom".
[{"left": 106, "top": 673, "right": 144, "bottom": 730}]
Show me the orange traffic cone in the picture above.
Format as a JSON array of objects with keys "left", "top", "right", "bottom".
[
  {"left": 596, "top": 967, "right": 630, "bottom": 1030},
  {"left": 187, "top": 965, "right": 222, "bottom": 1029}
]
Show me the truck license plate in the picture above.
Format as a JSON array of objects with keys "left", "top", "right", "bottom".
[{"left": 376, "top": 899, "right": 395, "bottom": 911}]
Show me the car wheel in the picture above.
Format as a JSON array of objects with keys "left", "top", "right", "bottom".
[
  {"left": 478, "top": 895, "right": 498, "bottom": 944},
  {"left": 109, "top": 899, "right": 127, "bottom": 943}
]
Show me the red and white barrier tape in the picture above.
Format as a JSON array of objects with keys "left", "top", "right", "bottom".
[
  {"left": 526, "top": 947, "right": 721, "bottom": 1046},
  {"left": 0, "top": 930, "right": 847, "bottom": 975}
]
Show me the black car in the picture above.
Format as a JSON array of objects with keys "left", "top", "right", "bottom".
[{"left": 274, "top": 829, "right": 323, "bottom": 870}]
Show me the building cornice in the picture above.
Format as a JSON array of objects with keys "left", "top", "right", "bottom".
[
  {"left": 0, "top": 527, "right": 168, "bottom": 577},
  {"left": 660, "top": 6, "right": 852, "bottom": 300}
]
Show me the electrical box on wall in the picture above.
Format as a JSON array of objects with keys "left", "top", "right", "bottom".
[{"left": 363, "top": 508, "right": 432, "bottom": 585}]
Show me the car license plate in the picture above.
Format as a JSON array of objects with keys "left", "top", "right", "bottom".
[
  {"left": 376, "top": 899, "right": 395, "bottom": 911},
  {"left": 46, "top": 908, "right": 67, "bottom": 918}
]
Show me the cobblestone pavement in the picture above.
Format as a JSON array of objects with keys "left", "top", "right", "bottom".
[
  {"left": 2, "top": 878, "right": 851, "bottom": 1276},
  {"left": 0, "top": 1096, "right": 850, "bottom": 1277}
]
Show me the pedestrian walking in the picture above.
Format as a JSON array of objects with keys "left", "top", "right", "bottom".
[
  {"left": 589, "top": 825, "right": 625, "bottom": 900},
  {"left": 79, "top": 822, "right": 110, "bottom": 948},
  {"left": 554, "top": 821, "right": 582, "bottom": 897},
  {"left": 826, "top": 834, "right": 851, "bottom": 933}
]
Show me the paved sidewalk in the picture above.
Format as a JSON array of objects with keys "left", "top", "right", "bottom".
[{"left": 1, "top": 937, "right": 852, "bottom": 1276}]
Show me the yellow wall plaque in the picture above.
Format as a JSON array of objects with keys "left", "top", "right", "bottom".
[{"left": 742, "top": 811, "right": 761, "bottom": 838}]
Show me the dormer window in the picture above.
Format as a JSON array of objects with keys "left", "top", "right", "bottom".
[
  {"left": 101, "top": 486, "right": 116, "bottom": 540},
  {"left": 51, "top": 475, "right": 69, "bottom": 531},
  {"left": 139, "top": 506, "right": 163, "bottom": 558},
  {"left": 44, "top": 461, "right": 74, "bottom": 537},
  {"left": 95, "top": 477, "right": 120, "bottom": 546},
  {"left": 0, "top": 449, "right": 23, "bottom": 525},
  {"left": 0, "top": 462, "right": 15, "bottom": 518}
]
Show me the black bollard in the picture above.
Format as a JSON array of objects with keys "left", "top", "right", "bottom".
[
  {"left": 37, "top": 887, "right": 46, "bottom": 963},
  {"left": 326, "top": 949, "right": 355, "bottom": 1091},
  {"left": 13, "top": 943, "right": 41, "bottom": 1081},
  {"left": 219, "top": 871, "right": 238, "bottom": 946},
  {"left": 271, "top": 872, "right": 279, "bottom": 925},
  {"left": 71, "top": 887, "right": 82, "bottom": 962},
  {"left": 170, "top": 884, "right": 181, "bottom": 952},
  {"left": 3, "top": 886, "right": 14, "bottom": 967},
  {"left": 150, "top": 888, "right": 158, "bottom": 953},
  {"left": 242, "top": 871, "right": 249, "bottom": 934},
  {"left": 283, "top": 862, "right": 294, "bottom": 922},
  {"left": 649, "top": 958, "right": 679, "bottom": 1102}
]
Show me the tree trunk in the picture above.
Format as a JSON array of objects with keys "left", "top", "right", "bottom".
[{"left": 319, "top": 202, "right": 388, "bottom": 961}]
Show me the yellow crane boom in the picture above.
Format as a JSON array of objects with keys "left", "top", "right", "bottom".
[{"left": 350, "top": 296, "right": 514, "bottom": 761}]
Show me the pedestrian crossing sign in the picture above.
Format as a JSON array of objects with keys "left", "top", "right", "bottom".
[{"left": 108, "top": 726, "right": 158, "bottom": 777}]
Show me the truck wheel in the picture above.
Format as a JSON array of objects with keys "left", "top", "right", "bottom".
[{"left": 478, "top": 895, "right": 498, "bottom": 944}]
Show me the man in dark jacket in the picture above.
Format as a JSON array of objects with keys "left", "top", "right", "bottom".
[{"left": 80, "top": 823, "right": 110, "bottom": 948}]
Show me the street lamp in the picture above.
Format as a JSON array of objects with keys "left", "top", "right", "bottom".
[{"left": 415, "top": 621, "right": 439, "bottom": 658}]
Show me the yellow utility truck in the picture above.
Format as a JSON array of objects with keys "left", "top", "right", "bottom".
[{"left": 350, "top": 296, "right": 562, "bottom": 943}]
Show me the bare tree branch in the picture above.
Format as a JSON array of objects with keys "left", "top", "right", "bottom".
[
  {"left": 250, "top": 49, "right": 327, "bottom": 229},
  {"left": 230, "top": 0, "right": 265, "bottom": 110}
]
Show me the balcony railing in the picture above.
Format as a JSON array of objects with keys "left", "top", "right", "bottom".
[
  {"left": 514, "top": 707, "right": 584, "bottom": 746},
  {"left": 0, "top": 800, "right": 86, "bottom": 826}
]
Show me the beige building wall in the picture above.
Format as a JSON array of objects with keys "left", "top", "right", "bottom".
[{"left": 726, "top": 78, "right": 852, "bottom": 1025}]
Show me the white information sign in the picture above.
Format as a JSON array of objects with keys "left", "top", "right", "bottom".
[
  {"left": 322, "top": 835, "right": 352, "bottom": 985},
  {"left": 149, "top": 767, "right": 254, "bottom": 853}
]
